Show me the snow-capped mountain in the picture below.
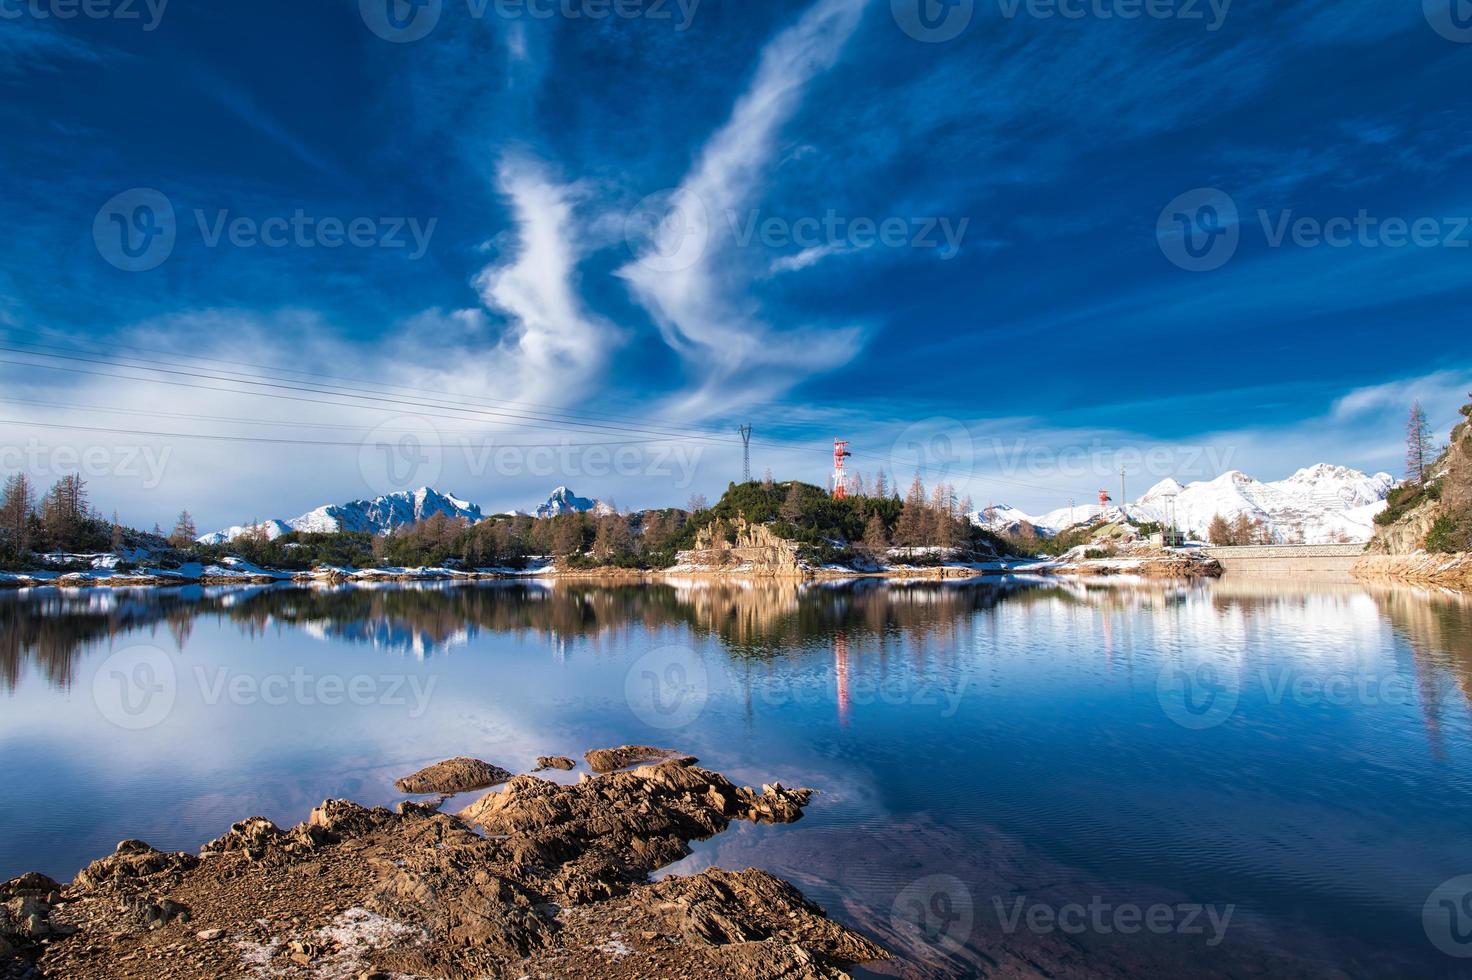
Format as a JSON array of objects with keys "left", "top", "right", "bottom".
[
  {"left": 975, "top": 465, "right": 1396, "bottom": 544},
  {"left": 199, "top": 488, "right": 484, "bottom": 543},
  {"left": 289, "top": 487, "right": 483, "bottom": 535},
  {"left": 535, "top": 486, "right": 610, "bottom": 519}
]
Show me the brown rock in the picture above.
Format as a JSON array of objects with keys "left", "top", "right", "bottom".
[
  {"left": 533, "top": 755, "right": 576, "bottom": 771},
  {"left": 583, "top": 744, "right": 689, "bottom": 773},
  {"left": 394, "top": 757, "right": 512, "bottom": 795}
]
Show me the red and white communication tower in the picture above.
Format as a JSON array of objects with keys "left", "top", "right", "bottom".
[
  {"left": 832, "top": 439, "right": 853, "bottom": 499},
  {"left": 1097, "top": 488, "right": 1112, "bottom": 515}
]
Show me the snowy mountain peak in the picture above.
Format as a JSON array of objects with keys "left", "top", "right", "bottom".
[
  {"left": 535, "top": 486, "right": 605, "bottom": 519},
  {"left": 291, "top": 487, "right": 484, "bottom": 536},
  {"left": 1140, "top": 478, "right": 1185, "bottom": 500}
]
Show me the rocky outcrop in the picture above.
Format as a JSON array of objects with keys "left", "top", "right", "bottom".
[
  {"left": 1365, "top": 498, "right": 1441, "bottom": 555},
  {"left": 533, "top": 755, "right": 577, "bottom": 771},
  {"left": 1359, "top": 399, "right": 1472, "bottom": 587},
  {"left": 394, "top": 757, "right": 512, "bottom": 794},
  {"left": 675, "top": 519, "right": 807, "bottom": 577},
  {"left": 6, "top": 757, "right": 882, "bottom": 980},
  {"left": 458, "top": 759, "right": 813, "bottom": 903}
]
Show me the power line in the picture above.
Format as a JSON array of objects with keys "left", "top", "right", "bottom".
[{"left": 0, "top": 343, "right": 844, "bottom": 458}]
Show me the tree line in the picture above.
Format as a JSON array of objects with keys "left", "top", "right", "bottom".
[{"left": 1, "top": 467, "right": 1000, "bottom": 572}]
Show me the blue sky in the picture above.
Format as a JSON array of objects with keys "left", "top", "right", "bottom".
[{"left": 2, "top": 0, "right": 1471, "bottom": 529}]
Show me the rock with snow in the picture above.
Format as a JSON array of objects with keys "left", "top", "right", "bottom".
[{"left": 974, "top": 465, "right": 1396, "bottom": 544}]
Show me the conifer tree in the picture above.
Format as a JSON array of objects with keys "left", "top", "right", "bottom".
[
  {"left": 1406, "top": 400, "right": 1433, "bottom": 484},
  {"left": 895, "top": 474, "right": 927, "bottom": 548},
  {"left": 780, "top": 481, "right": 805, "bottom": 525},
  {"left": 862, "top": 511, "right": 890, "bottom": 556},
  {"left": 0, "top": 473, "right": 35, "bottom": 556},
  {"left": 169, "top": 510, "right": 198, "bottom": 548}
]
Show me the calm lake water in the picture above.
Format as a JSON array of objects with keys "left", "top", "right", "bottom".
[{"left": 3, "top": 576, "right": 1472, "bottom": 977}]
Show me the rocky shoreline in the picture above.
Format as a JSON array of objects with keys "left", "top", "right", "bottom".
[
  {"left": 1352, "top": 552, "right": 1472, "bottom": 590},
  {"left": 0, "top": 752, "right": 885, "bottom": 979}
]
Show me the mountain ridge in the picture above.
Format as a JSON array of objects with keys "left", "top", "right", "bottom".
[
  {"left": 198, "top": 486, "right": 612, "bottom": 544},
  {"left": 976, "top": 464, "right": 1396, "bottom": 544}
]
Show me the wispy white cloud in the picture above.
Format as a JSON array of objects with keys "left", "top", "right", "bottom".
[
  {"left": 1331, "top": 370, "right": 1472, "bottom": 431},
  {"left": 768, "top": 242, "right": 863, "bottom": 275},
  {"left": 619, "top": 0, "right": 873, "bottom": 420},
  {"left": 471, "top": 155, "right": 617, "bottom": 408}
]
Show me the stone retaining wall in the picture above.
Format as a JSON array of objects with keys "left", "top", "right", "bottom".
[{"left": 1201, "top": 544, "right": 1366, "bottom": 575}]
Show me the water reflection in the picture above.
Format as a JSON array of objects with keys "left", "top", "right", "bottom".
[
  {"left": 6, "top": 579, "right": 1472, "bottom": 723},
  {"left": 4, "top": 576, "right": 1472, "bottom": 978},
  {"left": 1, "top": 578, "right": 1037, "bottom": 690}
]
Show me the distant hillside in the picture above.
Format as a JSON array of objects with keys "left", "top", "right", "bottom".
[{"left": 1368, "top": 398, "right": 1472, "bottom": 555}]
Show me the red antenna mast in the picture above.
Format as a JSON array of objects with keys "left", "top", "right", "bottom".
[
  {"left": 1097, "top": 488, "right": 1112, "bottom": 515},
  {"left": 832, "top": 439, "right": 853, "bottom": 499}
]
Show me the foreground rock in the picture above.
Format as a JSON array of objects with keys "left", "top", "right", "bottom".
[
  {"left": 4, "top": 757, "right": 884, "bottom": 979},
  {"left": 585, "top": 744, "right": 686, "bottom": 773},
  {"left": 394, "top": 757, "right": 512, "bottom": 794}
]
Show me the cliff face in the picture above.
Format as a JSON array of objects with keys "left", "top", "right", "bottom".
[
  {"left": 1367, "top": 500, "right": 1442, "bottom": 555},
  {"left": 674, "top": 519, "right": 806, "bottom": 576}
]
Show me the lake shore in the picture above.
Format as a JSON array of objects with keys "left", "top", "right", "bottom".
[
  {"left": 0, "top": 551, "right": 1223, "bottom": 590},
  {"left": 0, "top": 753, "right": 886, "bottom": 980},
  {"left": 1352, "top": 551, "right": 1472, "bottom": 591}
]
